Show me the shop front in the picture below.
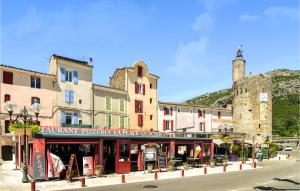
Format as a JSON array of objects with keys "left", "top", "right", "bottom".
[{"left": 16, "top": 126, "right": 213, "bottom": 181}]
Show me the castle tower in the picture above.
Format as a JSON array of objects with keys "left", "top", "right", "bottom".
[{"left": 232, "top": 46, "right": 246, "bottom": 84}]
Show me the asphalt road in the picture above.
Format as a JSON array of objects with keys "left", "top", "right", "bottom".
[{"left": 62, "top": 152, "right": 300, "bottom": 191}]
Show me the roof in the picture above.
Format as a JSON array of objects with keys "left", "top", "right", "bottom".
[
  {"left": 0, "top": 64, "right": 55, "bottom": 77},
  {"left": 93, "top": 84, "right": 128, "bottom": 94},
  {"left": 51, "top": 54, "right": 93, "bottom": 68},
  {"left": 158, "top": 101, "right": 232, "bottom": 111}
]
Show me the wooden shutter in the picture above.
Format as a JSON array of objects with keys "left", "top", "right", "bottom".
[
  {"left": 135, "top": 82, "right": 138, "bottom": 93},
  {"left": 60, "top": 68, "right": 65, "bottom": 82},
  {"left": 198, "top": 110, "right": 200, "bottom": 118},
  {"left": 143, "top": 84, "right": 145, "bottom": 95},
  {"left": 135, "top": 100, "right": 138, "bottom": 113},
  {"left": 203, "top": 110, "right": 205, "bottom": 118},
  {"left": 204, "top": 122, "right": 206, "bottom": 132},
  {"left": 3, "top": 71, "right": 13, "bottom": 84},
  {"left": 138, "top": 66, "right": 143, "bottom": 77},
  {"left": 164, "top": 107, "right": 166, "bottom": 115},
  {"left": 73, "top": 71, "right": 78, "bottom": 84},
  {"left": 171, "top": 120, "right": 174, "bottom": 131},
  {"left": 170, "top": 107, "right": 173, "bottom": 116},
  {"left": 140, "top": 101, "right": 143, "bottom": 113},
  {"left": 218, "top": 111, "right": 221, "bottom": 119},
  {"left": 4, "top": 94, "right": 10, "bottom": 102},
  {"left": 163, "top": 120, "right": 166, "bottom": 131}
]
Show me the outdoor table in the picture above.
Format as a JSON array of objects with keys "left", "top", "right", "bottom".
[{"left": 187, "top": 158, "right": 201, "bottom": 167}]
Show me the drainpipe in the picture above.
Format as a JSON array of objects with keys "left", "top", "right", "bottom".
[{"left": 92, "top": 84, "right": 95, "bottom": 128}]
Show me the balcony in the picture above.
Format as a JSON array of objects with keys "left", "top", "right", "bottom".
[{"left": 61, "top": 123, "right": 92, "bottom": 128}]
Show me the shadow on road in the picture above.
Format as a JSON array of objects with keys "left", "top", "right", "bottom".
[
  {"left": 254, "top": 185, "right": 299, "bottom": 190},
  {"left": 273, "top": 178, "right": 300, "bottom": 185}
]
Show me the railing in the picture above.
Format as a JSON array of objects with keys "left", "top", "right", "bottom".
[{"left": 61, "top": 123, "right": 93, "bottom": 128}]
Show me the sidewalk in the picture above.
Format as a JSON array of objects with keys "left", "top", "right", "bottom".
[{"left": 0, "top": 160, "right": 259, "bottom": 191}]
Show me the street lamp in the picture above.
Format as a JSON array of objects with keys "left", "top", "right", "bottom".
[{"left": 4, "top": 101, "right": 41, "bottom": 183}]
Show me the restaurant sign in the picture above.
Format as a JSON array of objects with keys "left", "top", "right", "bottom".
[{"left": 39, "top": 126, "right": 167, "bottom": 137}]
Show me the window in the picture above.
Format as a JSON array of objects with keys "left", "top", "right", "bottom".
[
  {"left": 135, "top": 82, "right": 145, "bottom": 94},
  {"left": 119, "top": 143, "right": 130, "bottom": 161},
  {"left": 150, "top": 98, "right": 152, "bottom": 104},
  {"left": 198, "top": 110, "right": 202, "bottom": 118},
  {"left": 31, "top": 97, "right": 40, "bottom": 105},
  {"left": 65, "top": 113, "right": 72, "bottom": 125},
  {"left": 65, "top": 90, "right": 74, "bottom": 104},
  {"left": 5, "top": 120, "right": 10, "bottom": 133},
  {"left": 163, "top": 120, "right": 171, "bottom": 131},
  {"left": 164, "top": 107, "right": 170, "bottom": 115},
  {"left": 31, "top": 76, "right": 41, "bottom": 89},
  {"left": 3, "top": 71, "right": 13, "bottom": 84},
  {"left": 178, "top": 108, "right": 180, "bottom": 113},
  {"left": 105, "top": 96, "right": 112, "bottom": 110},
  {"left": 190, "top": 109, "right": 193, "bottom": 113},
  {"left": 4, "top": 94, "right": 10, "bottom": 102},
  {"left": 119, "top": 99, "right": 125, "bottom": 112},
  {"left": 119, "top": 116, "right": 125, "bottom": 129},
  {"left": 79, "top": 99, "right": 82, "bottom": 104},
  {"left": 199, "top": 123, "right": 203, "bottom": 131},
  {"left": 105, "top": 114, "right": 112, "bottom": 128},
  {"left": 135, "top": 100, "right": 143, "bottom": 113},
  {"left": 150, "top": 83, "right": 152, "bottom": 89},
  {"left": 218, "top": 111, "right": 221, "bottom": 119},
  {"left": 137, "top": 66, "right": 143, "bottom": 77},
  {"left": 138, "top": 114, "right": 143, "bottom": 127},
  {"left": 150, "top": 115, "right": 153, "bottom": 120},
  {"left": 65, "top": 70, "right": 73, "bottom": 82},
  {"left": 79, "top": 119, "right": 82, "bottom": 125},
  {"left": 60, "top": 67, "right": 78, "bottom": 84}
]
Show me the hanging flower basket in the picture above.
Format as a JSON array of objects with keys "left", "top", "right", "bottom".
[{"left": 9, "top": 123, "right": 40, "bottom": 135}]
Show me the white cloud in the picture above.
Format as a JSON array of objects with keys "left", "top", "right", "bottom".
[
  {"left": 167, "top": 37, "right": 209, "bottom": 75},
  {"left": 192, "top": 12, "right": 214, "bottom": 32},
  {"left": 240, "top": 14, "right": 259, "bottom": 22},
  {"left": 263, "top": 6, "right": 298, "bottom": 20},
  {"left": 240, "top": 6, "right": 298, "bottom": 22}
]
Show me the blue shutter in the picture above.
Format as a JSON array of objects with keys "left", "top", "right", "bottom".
[
  {"left": 65, "top": 90, "right": 69, "bottom": 103},
  {"left": 60, "top": 111, "right": 66, "bottom": 124},
  {"left": 70, "top": 90, "right": 74, "bottom": 103},
  {"left": 60, "top": 67, "right": 65, "bottom": 82},
  {"left": 72, "top": 112, "right": 78, "bottom": 125},
  {"left": 73, "top": 71, "right": 78, "bottom": 84}
]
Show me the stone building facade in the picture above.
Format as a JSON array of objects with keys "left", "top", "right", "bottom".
[{"left": 232, "top": 48, "right": 272, "bottom": 143}]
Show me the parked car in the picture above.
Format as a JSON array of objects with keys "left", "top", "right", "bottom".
[{"left": 284, "top": 146, "right": 293, "bottom": 151}]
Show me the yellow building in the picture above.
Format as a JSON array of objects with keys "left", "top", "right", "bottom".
[{"left": 109, "top": 61, "right": 159, "bottom": 130}]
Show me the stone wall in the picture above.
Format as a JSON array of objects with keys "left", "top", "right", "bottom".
[{"left": 109, "top": 69, "right": 126, "bottom": 90}]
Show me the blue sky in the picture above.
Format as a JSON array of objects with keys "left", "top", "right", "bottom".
[{"left": 1, "top": 0, "right": 299, "bottom": 102}]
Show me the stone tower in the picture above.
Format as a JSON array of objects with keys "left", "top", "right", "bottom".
[
  {"left": 232, "top": 46, "right": 246, "bottom": 84},
  {"left": 232, "top": 47, "right": 272, "bottom": 143}
]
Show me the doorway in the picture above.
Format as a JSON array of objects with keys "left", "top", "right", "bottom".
[
  {"left": 2, "top": 145, "right": 13, "bottom": 161},
  {"left": 103, "top": 140, "right": 116, "bottom": 174}
]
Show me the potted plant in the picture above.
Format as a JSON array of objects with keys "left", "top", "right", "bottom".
[{"left": 9, "top": 123, "right": 40, "bottom": 135}]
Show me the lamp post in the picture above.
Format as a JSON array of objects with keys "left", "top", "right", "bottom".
[{"left": 4, "top": 101, "right": 41, "bottom": 183}]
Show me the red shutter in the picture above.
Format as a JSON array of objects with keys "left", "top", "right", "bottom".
[
  {"left": 138, "top": 66, "right": 143, "bottom": 77},
  {"left": 198, "top": 110, "right": 200, "bottom": 118},
  {"left": 171, "top": 120, "right": 174, "bottom": 131},
  {"left": 218, "top": 111, "right": 221, "bottom": 119},
  {"left": 170, "top": 107, "right": 173, "bottom": 116},
  {"left": 3, "top": 71, "right": 13, "bottom": 84},
  {"left": 203, "top": 110, "right": 205, "bottom": 118},
  {"left": 4, "top": 94, "right": 10, "bottom": 102},
  {"left": 135, "top": 100, "right": 138, "bottom": 113},
  {"left": 135, "top": 82, "right": 138, "bottom": 93},
  {"left": 143, "top": 84, "right": 145, "bottom": 95},
  {"left": 204, "top": 122, "right": 206, "bottom": 132},
  {"left": 141, "top": 115, "right": 143, "bottom": 127},
  {"left": 141, "top": 101, "right": 143, "bottom": 113},
  {"left": 163, "top": 120, "right": 166, "bottom": 131},
  {"left": 164, "top": 107, "right": 166, "bottom": 115},
  {"left": 138, "top": 114, "right": 143, "bottom": 127}
]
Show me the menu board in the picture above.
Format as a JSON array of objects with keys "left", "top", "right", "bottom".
[
  {"left": 83, "top": 156, "right": 94, "bottom": 176},
  {"left": 145, "top": 148, "right": 157, "bottom": 161},
  {"left": 159, "top": 152, "right": 167, "bottom": 168}
]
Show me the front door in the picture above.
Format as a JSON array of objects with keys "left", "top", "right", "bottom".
[{"left": 116, "top": 140, "right": 131, "bottom": 174}]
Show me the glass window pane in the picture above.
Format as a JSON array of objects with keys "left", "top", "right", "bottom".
[{"left": 119, "top": 143, "right": 130, "bottom": 161}]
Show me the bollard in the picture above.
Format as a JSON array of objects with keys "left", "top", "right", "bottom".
[
  {"left": 122, "top": 174, "right": 126, "bottom": 183},
  {"left": 80, "top": 177, "right": 85, "bottom": 187},
  {"left": 181, "top": 169, "right": 184, "bottom": 177},
  {"left": 223, "top": 165, "right": 226, "bottom": 173},
  {"left": 240, "top": 163, "right": 242, "bottom": 171},
  {"left": 204, "top": 166, "right": 207, "bottom": 175},
  {"left": 154, "top": 171, "right": 158, "bottom": 180},
  {"left": 31, "top": 179, "right": 36, "bottom": 191},
  {"left": 253, "top": 161, "right": 256, "bottom": 169}
]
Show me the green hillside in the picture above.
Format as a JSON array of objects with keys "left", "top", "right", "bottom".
[{"left": 186, "top": 69, "right": 300, "bottom": 137}]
